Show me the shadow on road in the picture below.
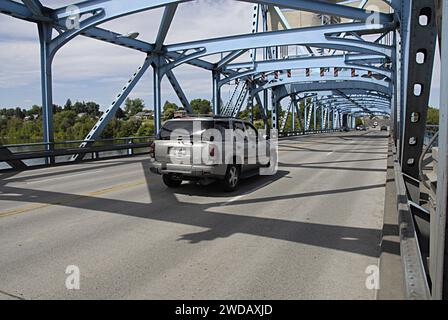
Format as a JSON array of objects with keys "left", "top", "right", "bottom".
[{"left": 0, "top": 157, "right": 397, "bottom": 259}]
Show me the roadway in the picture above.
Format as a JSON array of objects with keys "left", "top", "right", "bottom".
[{"left": 0, "top": 130, "right": 391, "bottom": 300}]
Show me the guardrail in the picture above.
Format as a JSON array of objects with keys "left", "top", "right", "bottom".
[
  {"left": 1, "top": 129, "right": 349, "bottom": 172},
  {"left": 0, "top": 136, "right": 154, "bottom": 172},
  {"left": 279, "top": 129, "right": 342, "bottom": 138},
  {"left": 393, "top": 143, "right": 431, "bottom": 299}
]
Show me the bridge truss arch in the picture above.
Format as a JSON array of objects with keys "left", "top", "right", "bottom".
[{"left": 1, "top": 0, "right": 447, "bottom": 300}]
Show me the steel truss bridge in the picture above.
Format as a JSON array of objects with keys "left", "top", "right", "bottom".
[{"left": 0, "top": 0, "right": 447, "bottom": 300}]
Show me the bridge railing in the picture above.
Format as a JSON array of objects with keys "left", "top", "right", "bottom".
[
  {"left": 1, "top": 129, "right": 346, "bottom": 171},
  {"left": 393, "top": 143, "right": 432, "bottom": 299},
  {"left": 396, "top": 124, "right": 441, "bottom": 300},
  {"left": 0, "top": 136, "right": 154, "bottom": 172},
  {"left": 279, "top": 128, "right": 341, "bottom": 138}
]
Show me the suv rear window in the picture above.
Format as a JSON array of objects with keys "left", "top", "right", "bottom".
[{"left": 159, "top": 120, "right": 230, "bottom": 140}]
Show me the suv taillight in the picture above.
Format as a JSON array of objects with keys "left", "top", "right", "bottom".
[
  {"left": 149, "top": 142, "right": 155, "bottom": 158},
  {"left": 209, "top": 144, "right": 216, "bottom": 158}
]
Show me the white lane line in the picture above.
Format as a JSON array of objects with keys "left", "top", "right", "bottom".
[
  {"left": 220, "top": 180, "right": 273, "bottom": 207},
  {"left": 26, "top": 170, "right": 104, "bottom": 184}
]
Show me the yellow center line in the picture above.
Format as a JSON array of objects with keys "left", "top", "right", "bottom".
[{"left": 0, "top": 179, "right": 147, "bottom": 219}]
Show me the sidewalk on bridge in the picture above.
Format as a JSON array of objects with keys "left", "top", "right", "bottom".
[{"left": 377, "top": 140, "right": 405, "bottom": 300}]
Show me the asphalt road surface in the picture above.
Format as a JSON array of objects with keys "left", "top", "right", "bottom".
[{"left": 0, "top": 130, "right": 390, "bottom": 300}]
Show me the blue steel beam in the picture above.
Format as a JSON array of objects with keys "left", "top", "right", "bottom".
[
  {"left": 324, "top": 102, "right": 391, "bottom": 110},
  {"left": 216, "top": 50, "right": 248, "bottom": 70},
  {"left": 253, "top": 75, "right": 392, "bottom": 98},
  {"left": 38, "top": 22, "right": 54, "bottom": 164},
  {"left": 164, "top": 67, "right": 193, "bottom": 114},
  {"left": 2, "top": 1, "right": 393, "bottom": 71},
  {"left": 313, "top": 96, "right": 391, "bottom": 106},
  {"left": 164, "top": 23, "right": 395, "bottom": 71},
  {"left": 225, "top": 54, "right": 389, "bottom": 72},
  {"left": 2, "top": 0, "right": 394, "bottom": 62},
  {"left": 52, "top": 0, "right": 392, "bottom": 23},
  {"left": 220, "top": 54, "right": 392, "bottom": 85},
  {"left": 21, "top": 0, "right": 44, "bottom": 16},
  {"left": 155, "top": 4, "right": 178, "bottom": 52},
  {"left": 273, "top": 82, "right": 392, "bottom": 104},
  {"left": 165, "top": 52, "right": 215, "bottom": 71},
  {"left": 72, "top": 56, "right": 154, "bottom": 161},
  {"left": 0, "top": 0, "right": 153, "bottom": 52},
  {"left": 400, "top": 0, "right": 438, "bottom": 202},
  {"left": 331, "top": 103, "right": 391, "bottom": 110},
  {"left": 241, "top": 0, "right": 393, "bottom": 22},
  {"left": 288, "top": 93, "right": 392, "bottom": 115},
  {"left": 0, "top": 0, "right": 50, "bottom": 21},
  {"left": 310, "top": 92, "right": 391, "bottom": 101}
]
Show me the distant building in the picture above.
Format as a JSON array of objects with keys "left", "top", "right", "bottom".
[
  {"left": 24, "top": 114, "right": 39, "bottom": 121},
  {"left": 134, "top": 111, "right": 153, "bottom": 120}
]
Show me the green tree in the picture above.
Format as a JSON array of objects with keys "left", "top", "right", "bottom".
[
  {"left": 356, "top": 118, "right": 364, "bottom": 127},
  {"left": 26, "top": 105, "right": 42, "bottom": 117},
  {"left": 85, "top": 101, "right": 101, "bottom": 117},
  {"left": 137, "top": 120, "right": 155, "bottom": 136},
  {"left": 14, "top": 107, "right": 25, "bottom": 119},
  {"left": 115, "top": 107, "right": 126, "bottom": 119},
  {"left": 190, "top": 99, "right": 211, "bottom": 115},
  {"left": 162, "top": 101, "right": 179, "bottom": 121},
  {"left": 64, "top": 99, "right": 73, "bottom": 111},
  {"left": 73, "top": 101, "right": 87, "bottom": 114},
  {"left": 427, "top": 107, "right": 439, "bottom": 125},
  {"left": 124, "top": 98, "right": 145, "bottom": 116},
  {"left": 117, "top": 119, "right": 142, "bottom": 137},
  {"left": 53, "top": 104, "right": 63, "bottom": 114}
]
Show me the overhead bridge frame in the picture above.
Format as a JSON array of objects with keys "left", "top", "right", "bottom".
[{"left": 1, "top": 0, "right": 447, "bottom": 300}]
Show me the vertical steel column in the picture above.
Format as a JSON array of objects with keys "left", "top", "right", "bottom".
[
  {"left": 400, "top": 0, "right": 438, "bottom": 201},
  {"left": 313, "top": 101, "right": 317, "bottom": 131},
  {"left": 262, "top": 5, "right": 270, "bottom": 129},
  {"left": 248, "top": 85, "right": 254, "bottom": 124},
  {"left": 271, "top": 90, "right": 278, "bottom": 130},
  {"left": 331, "top": 108, "right": 335, "bottom": 130},
  {"left": 431, "top": 0, "right": 448, "bottom": 300},
  {"left": 291, "top": 98, "right": 296, "bottom": 132},
  {"left": 392, "top": 29, "right": 400, "bottom": 145},
  {"left": 153, "top": 56, "right": 162, "bottom": 134},
  {"left": 38, "top": 23, "right": 54, "bottom": 164},
  {"left": 330, "top": 108, "right": 333, "bottom": 130},
  {"left": 212, "top": 71, "right": 221, "bottom": 115},
  {"left": 399, "top": 0, "right": 412, "bottom": 162},
  {"left": 321, "top": 104, "right": 324, "bottom": 130}
]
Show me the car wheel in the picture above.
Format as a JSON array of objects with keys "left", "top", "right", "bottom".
[
  {"left": 222, "top": 164, "right": 240, "bottom": 192},
  {"left": 162, "top": 174, "right": 182, "bottom": 188}
]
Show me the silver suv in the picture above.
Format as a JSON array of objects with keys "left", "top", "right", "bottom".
[{"left": 149, "top": 116, "right": 272, "bottom": 192}]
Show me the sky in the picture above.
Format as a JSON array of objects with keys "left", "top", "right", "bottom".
[{"left": 0, "top": 0, "right": 441, "bottom": 111}]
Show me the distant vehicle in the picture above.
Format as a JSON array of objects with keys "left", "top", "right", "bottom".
[
  {"left": 340, "top": 126, "right": 350, "bottom": 132},
  {"left": 381, "top": 126, "right": 388, "bottom": 131},
  {"left": 373, "top": 121, "right": 378, "bottom": 128},
  {"left": 149, "top": 116, "right": 273, "bottom": 192},
  {"left": 356, "top": 125, "right": 367, "bottom": 131}
]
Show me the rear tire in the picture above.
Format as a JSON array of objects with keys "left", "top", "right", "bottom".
[
  {"left": 222, "top": 164, "right": 240, "bottom": 192},
  {"left": 162, "top": 174, "right": 182, "bottom": 188}
]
